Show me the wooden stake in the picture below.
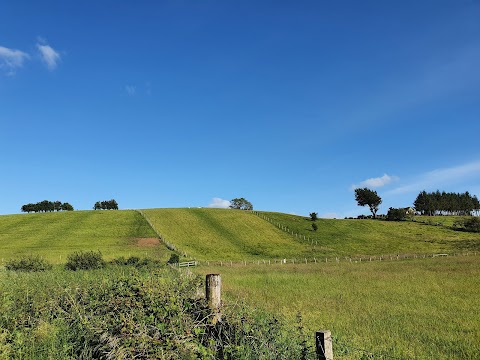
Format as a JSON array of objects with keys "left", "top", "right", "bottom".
[
  {"left": 316, "top": 330, "right": 334, "bottom": 360},
  {"left": 206, "top": 274, "right": 222, "bottom": 324}
]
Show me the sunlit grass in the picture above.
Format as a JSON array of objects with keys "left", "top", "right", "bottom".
[
  {"left": 259, "top": 211, "right": 480, "bottom": 256},
  {"left": 142, "top": 208, "right": 309, "bottom": 260},
  {"left": 197, "top": 255, "right": 480, "bottom": 359},
  {"left": 0, "top": 210, "right": 168, "bottom": 264}
]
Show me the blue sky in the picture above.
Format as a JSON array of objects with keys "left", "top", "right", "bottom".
[{"left": 1, "top": 0, "right": 480, "bottom": 217}]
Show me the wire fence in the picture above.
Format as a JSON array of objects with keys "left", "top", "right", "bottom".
[
  {"left": 196, "top": 251, "right": 477, "bottom": 268},
  {"left": 252, "top": 210, "right": 321, "bottom": 245}
]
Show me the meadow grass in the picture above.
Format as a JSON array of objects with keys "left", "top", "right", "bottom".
[
  {"left": 142, "top": 208, "right": 310, "bottom": 260},
  {"left": 415, "top": 215, "right": 468, "bottom": 227},
  {"left": 197, "top": 255, "right": 480, "bottom": 359},
  {"left": 0, "top": 210, "right": 168, "bottom": 264},
  {"left": 259, "top": 211, "right": 480, "bottom": 256},
  {"left": 142, "top": 208, "right": 479, "bottom": 261}
]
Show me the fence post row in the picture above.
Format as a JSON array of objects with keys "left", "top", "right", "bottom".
[{"left": 316, "top": 330, "right": 334, "bottom": 360}]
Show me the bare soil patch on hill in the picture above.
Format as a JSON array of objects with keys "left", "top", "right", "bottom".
[{"left": 135, "top": 238, "right": 160, "bottom": 247}]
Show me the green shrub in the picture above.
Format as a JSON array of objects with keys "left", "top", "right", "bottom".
[
  {"left": 453, "top": 217, "right": 480, "bottom": 232},
  {"left": 5, "top": 255, "right": 52, "bottom": 272},
  {"left": 65, "top": 251, "right": 105, "bottom": 271},
  {"left": 167, "top": 253, "right": 180, "bottom": 264},
  {"left": 386, "top": 207, "right": 407, "bottom": 221},
  {"left": 110, "top": 256, "right": 161, "bottom": 268}
]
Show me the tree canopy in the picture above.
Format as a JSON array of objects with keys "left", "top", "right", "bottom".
[
  {"left": 229, "top": 198, "right": 253, "bottom": 210},
  {"left": 94, "top": 199, "right": 119, "bottom": 210},
  {"left": 21, "top": 200, "right": 74, "bottom": 213},
  {"left": 354, "top": 188, "right": 382, "bottom": 218},
  {"left": 414, "top": 190, "right": 479, "bottom": 216}
]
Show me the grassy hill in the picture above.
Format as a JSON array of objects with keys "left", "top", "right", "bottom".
[
  {"left": 142, "top": 208, "right": 308, "bottom": 260},
  {"left": 1, "top": 208, "right": 478, "bottom": 264},
  {"left": 0, "top": 210, "right": 168, "bottom": 264},
  {"left": 257, "top": 211, "right": 480, "bottom": 256},
  {"left": 142, "top": 208, "right": 480, "bottom": 260}
]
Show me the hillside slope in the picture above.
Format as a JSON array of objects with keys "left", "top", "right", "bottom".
[
  {"left": 142, "top": 208, "right": 309, "bottom": 260},
  {"left": 1, "top": 208, "right": 478, "bottom": 264},
  {"left": 0, "top": 210, "right": 166, "bottom": 264},
  {"left": 258, "top": 211, "right": 480, "bottom": 256},
  {"left": 143, "top": 208, "right": 479, "bottom": 260}
]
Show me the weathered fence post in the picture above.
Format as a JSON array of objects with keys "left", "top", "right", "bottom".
[
  {"left": 206, "top": 274, "right": 222, "bottom": 323},
  {"left": 316, "top": 330, "right": 333, "bottom": 360}
]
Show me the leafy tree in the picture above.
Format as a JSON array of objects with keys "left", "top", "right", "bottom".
[
  {"left": 21, "top": 200, "right": 74, "bottom": 213},
  {"left": 94, "top": 199, "right": 119, "bottom": 210},
  {"left": 229, "top": 198, "right": 253, "bottom": 210},
  {"left": 413, "top": 190, "right": 478, "bottom": 215},
  {"left": 311, "top": 223, "right": 318, "bottom": 232},
  {"left": 386, "top": 207, "right": 407, "bottom": 221},
  {"left": 354, "top": 188, "right": 382, "bottom": 218},
  {"left": 61, "top": 202, "right": 74, "bottom": 211},
  {"left": 309, "top": 212, "right": 318, "bottom": 221}
]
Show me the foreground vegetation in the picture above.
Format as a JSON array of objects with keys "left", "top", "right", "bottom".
[
  {"left": 0, "top": 264, "right": 310, "bottom": 359},
  {"left": 198, "top": 255, "right": 480, "bottom": 359},
  {"left": 0, "top": 210, "right": 167, "bottom": 264}
]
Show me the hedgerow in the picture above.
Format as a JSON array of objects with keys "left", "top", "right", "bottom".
[{"left": 0, "top": 266, "right": 310, "bottom": 359}]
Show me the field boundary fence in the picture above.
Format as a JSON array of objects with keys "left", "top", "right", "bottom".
[
  {"left": 252, "top": 210, "right": 321, "bottom": 245},
  {"left": 196, "top": 251, "right": 477, "bottom": 268}
]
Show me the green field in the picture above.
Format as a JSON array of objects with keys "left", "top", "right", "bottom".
[
  {"left": 142, "top": 208, "right": 309, "bottom": 260},
  {"left": 142, "top": 208, "right": 480, "bottom": 261},
  {"left": 0, "top": 210, "right": 169, "bottom": 264},
  {"left": 256, "top": 211, "right": 480, "bottom": 256},
  {"left": 198, "top": 256, "right": 480, "bottom": 359}
]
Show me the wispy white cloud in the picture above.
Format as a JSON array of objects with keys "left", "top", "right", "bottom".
[
  {"left": 36, "top": 43, "right": 61, "bottom": 70},
  {"left": 0, "top": 45, "right": 29, "bottom": 75},
  {"left": 207, "top": 197, "right": 231, "bottom": 208},
  {"left": 125, "top": 85, "right": 136, "bottom": 96},
  {"left": 387, "top": 160, "right": 480, "bottom": 195},
  {"left": 351, "top": 174, "right": 398, "bottom": 190}
]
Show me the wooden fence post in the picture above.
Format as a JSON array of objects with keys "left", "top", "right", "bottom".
[
  {"left": 206, "top": 274, "right": 222, "bottom": 323},
  {"left": 316, "top": 330, "right": 333, "bottom": 360}
]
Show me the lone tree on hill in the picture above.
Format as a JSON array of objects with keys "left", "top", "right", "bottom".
[
  {"left": 354, "top": 187, "right": 382, "bottom": 219},
  {"left": 229, "top": 198, "right": 253, "bottom": 210},
  {"left": 309, "top": 212, "right": 318, "bottom": 221}
]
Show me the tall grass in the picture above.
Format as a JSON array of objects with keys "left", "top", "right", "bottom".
[
  {"left": 197, "top": 256, "right": 480, "bottom": 359},
  {"left": 0, "top": 265, "right": 313, "bottom": 359}
]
